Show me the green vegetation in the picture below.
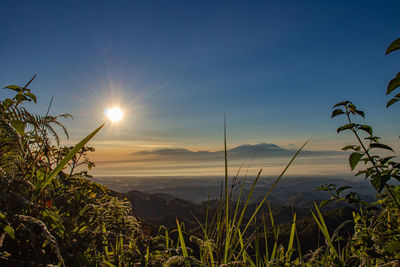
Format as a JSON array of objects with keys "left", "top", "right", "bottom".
[
  {"left": 1, "top": 36, "right": 400, "bottom": 266},
  {"left": 0, "top": 79, "right": 152, "bottom": 265}
]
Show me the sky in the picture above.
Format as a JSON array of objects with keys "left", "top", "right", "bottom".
[{"left": 1, "top": 1, "right": 400, "bottom": 177}]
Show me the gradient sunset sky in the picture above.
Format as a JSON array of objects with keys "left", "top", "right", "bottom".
[{"left": 1, "top": 1, "right": 400, "bottom": 176}]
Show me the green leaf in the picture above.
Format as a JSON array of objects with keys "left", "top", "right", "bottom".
[
  {"left": 331, "top": 109, "right": 344, "bottom": 118},
  {"left": 176, "top": 218, "right": 189, "bottom": 257},
  {"left": 380, "top": 156, "right": 396, "bottom": 164},
  {"left": 15, "top": 94, "right": 29, "bottom": 102},
  {"left": 25, "top": 92, "right": 37, "bottom": 103},
  {"left": 371, "top": 175, "right": 390, "bottom": 192},
  {"left": 3, "top": 225, "right": 15, "bottom": 239},
  {"left": 336, "top": 186, "right": 351, "bottom": 194},
  {"left": 333, "top": 101, "right": 350, "bottom": 108},
  {"left": 337, "top": 123, "right": 355, "bottom": 133},
  {"left": 365, "top": 136, "right": 381, "bottom": 142},
  {"left": 319, "top": 199, "right": 332, "bottom": 208},
  {"left": 386, "top": 37, "right": 400, "bottom": 55},
  {"left": 78, "top": 204, "right": 94, "bottom": 217},
  {"left": 386, "top": 98, "right": 399, "bottom": 108},
  {"left": 341, "top": 145, "right": 359, "bottom": 151},
  {"left": 341, "top": 145, "right": 353, "bottom": 151},
  {"left": 36, "top": 123, "right": 104, "bottom": 195},
  {"left": 315, "top": 184, "right": 335, "bottom": 192},
  {"left": 370, "top": 143, "right": 394, "bottom": 152},
  {"left": 11, "top": 120, "right": 25, "bottom": 135},
  {"left": 349, "top": 152, "right": 363, "bottom": 170},
  {"left": 4, "top": 85, "right": 21, "bottom": 91},
  {"left": 287, "top": 213, "right": 296, "bottom": 259},
  {"left": 358, "top": 125, "right": 373, "bottom": 136},
  {"left": 386, "top": 75, "right": 400, "bottom": 95},
  {"left": 355, "top": 110, "right": 365, "bottom": 118}
]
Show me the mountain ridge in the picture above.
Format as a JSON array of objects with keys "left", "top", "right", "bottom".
[{"left": 131, "top": 142, "right": 341, "bottom": 158}]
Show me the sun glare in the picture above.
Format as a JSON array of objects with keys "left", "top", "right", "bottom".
[{"left": 105, "top": 107, "right": 123, "bottom": 122}]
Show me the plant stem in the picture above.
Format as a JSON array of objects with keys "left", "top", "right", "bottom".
[
  {"left": 223, "top": 114, "right": 229, "bottom": 263},
  {"left": 345, "top": 109, "right": 400, "bottom": 209}
]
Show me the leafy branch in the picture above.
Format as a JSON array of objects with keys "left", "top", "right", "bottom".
[{"left": 331, "top": 101, "right": 400, "bottom": 208}]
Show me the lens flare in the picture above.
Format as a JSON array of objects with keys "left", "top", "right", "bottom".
[{"left": 105, "top": 107, "right": 123, "bottom": 122}]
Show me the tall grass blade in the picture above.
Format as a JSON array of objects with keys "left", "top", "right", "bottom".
[
  {"left": 176, "top": 218, "right": 189, "bottom": 258},
  {"left": 269, "top": 203, "right": 279, "bottom": 261},
  {"left": 165, "top": 228, "right": 170, "bottom": 249},
  {"left": 35, "top": 123, "right": 104, "bottom": 195},
  {"left": 232, "top": 175, "right": 247, "bottom": 227},
  {"left": 237, "top": 228, "right": 246, "bottom": 264},
  {"left": 145, "top": 245, "right": 149, "bottom": 267},
  {"left": 295, "top": 224, "right": 302, "bottom": 262},
  {"left": 311, "top": 202, "right": 340, "bottom": 260},
  {"left": 236, "top": 169, "right": 262, "bottom": 231},
  {"left": 226, "top": 169, "right": 262, "bottom": 262},
  {"left": 223, "top": 114, "right": 230, "bottom": 263},
  {"left": 242, "top": 139, "right": 310, "bottom": 236},
  {"left": 286, "top": 213, "right": 297, "bottom": 261},
  {"left": 102, "top": 260, "right": 116, "bottom": 267},
  {"left": 23, "top": 73, "right": 37, "bottom": 89},
  {"left": 262, "top": 212, "right": 269, "bottom": 262}
]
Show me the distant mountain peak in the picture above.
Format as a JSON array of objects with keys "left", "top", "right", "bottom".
[
  {"left": 229, "top": 143, "right": 285, "bottom": 152},
  {"left": 129, "top": 142, "right": 340, "bottom": 159}
]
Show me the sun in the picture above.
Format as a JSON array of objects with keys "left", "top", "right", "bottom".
[{"left": 105, "top": 107, "right": 123, "bottom": 122}]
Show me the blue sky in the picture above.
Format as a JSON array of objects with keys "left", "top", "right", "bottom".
[{"left": 1, "top": 0, "right": 400, "bottom": 162}]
